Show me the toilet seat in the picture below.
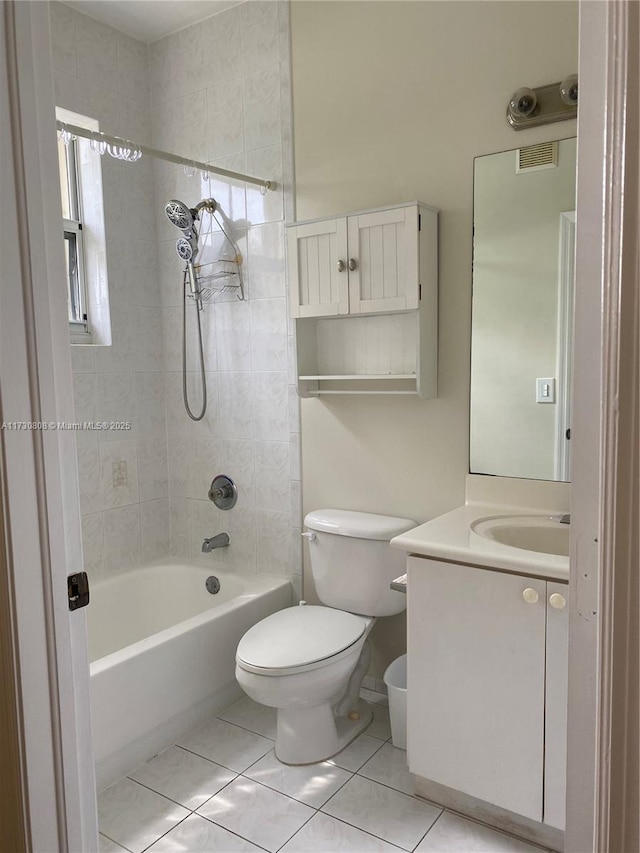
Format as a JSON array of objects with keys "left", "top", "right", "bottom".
[{"left": 236, "top": 605, "right": 367, "bottom": 676}]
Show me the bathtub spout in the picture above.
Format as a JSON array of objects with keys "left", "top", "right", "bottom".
[{"left": 202, "top": 533, "right": 230, "bottom": 552}]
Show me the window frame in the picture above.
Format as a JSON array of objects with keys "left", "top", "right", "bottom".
[{"left": 59, "top": 135, "right": 91, "bottom": 342}]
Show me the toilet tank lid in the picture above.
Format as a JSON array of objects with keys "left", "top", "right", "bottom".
[{"left": 304, "top": 509, "right": 416, "bottom": 541}]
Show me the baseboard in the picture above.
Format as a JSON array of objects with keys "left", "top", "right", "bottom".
[{"left": 412, "top": 774, "right": 564, "bottom": 852}]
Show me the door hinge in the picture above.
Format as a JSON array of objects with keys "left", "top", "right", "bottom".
[
  {"left": 419, "top": 284, "right": 422, "bottom": 300},
  {"left": 418, "top": 214, "right": 422, "bottom": 231},
  {"left": 68, "top": 571, "right": 90, "bottom": 611}
]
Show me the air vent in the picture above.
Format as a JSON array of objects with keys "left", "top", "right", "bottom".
[{"left": 516, "top": 141, "right": 558, "bottom": 174}]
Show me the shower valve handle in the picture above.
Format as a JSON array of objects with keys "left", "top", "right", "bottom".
[{"left": 208, "top": 475, "right": 238, "bottom": 510}]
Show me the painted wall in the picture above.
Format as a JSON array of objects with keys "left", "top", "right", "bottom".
[
  {"left": 148, "top": 1, "right": 300, "bottom": 589},
  {"left": 290, "top": 0, "right": 578, "bottom": 677},
  {"left": 471, "top": 138, "right": 577, "bottom": 480}
]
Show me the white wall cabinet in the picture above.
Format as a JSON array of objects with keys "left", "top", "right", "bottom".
[
  {"left": 407, "top": 556, "right": 567, "bottom": 828},
  {"left": 287, "top": 202, "right": 438, "bottom": 397}
]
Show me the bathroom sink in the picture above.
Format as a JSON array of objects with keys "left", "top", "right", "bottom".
[{"left": 471, "top": 515, "right": 570, "bottom": 557}]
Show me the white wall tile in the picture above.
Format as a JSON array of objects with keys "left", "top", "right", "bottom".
[
  {"left": 77, "top": 438, "right": 101, "bottom": 515},
  {"left": 76, "top": 13, "right": 119, "bottom": 92},
  {"left": 253, "top": 371, "right": 289, "bottom": 441},
  {"left": 152, "top": 94, "right": 208, "bottom": 164},
  {"left": 250, "top": 298, "right": 287, "bottom": 371},
  {"left": 117, "top": 33, "right": 149, "bottom": 104},
  {"left": 218, "top": 372, "right": 254, "bottom": 440},
  {"left": 243, "top": 64, "right": 282, "bottom": 152},
  {"left": 141, "top": 498, "right": 171, "bottom": 563},
  {"left": 240, "top": 1, "right": 280, "bottom": 75},
  {"left": 245, "top": 145, "right": 284, "bottom": 225},
  {"left": 215, "top": 300, "right": 252, "bottom": 372},
  {"left": 169, "top": 497, "right": 191, "bottom": 558},
  {"left": 189, "top": 438, "right": 220, "bottom": 501},
  {"left": 135, "top": 373, "right": 166, "bottom": 436},
  {"left": 254, "top": 441, "right": 290, "bottom": 511},
  {"left": 81, "top": 512, "right": 104, "bottom": 576},
  {"left": 133, "top": 308, "right": 163, "bottom": 373},
  {"left": 256, "top": 509, "right": 291, "bottom": 576},
  {"left": 100, "top": 439, "right": 140, "bottom": 509},
  {"left": 49, "top": 2, "right": 77, "bottom": 76},
  {"left": 248, "top": 222, "right": 286, "bottom": 299},
  {"left": 138, "top": 436, "right": 168, "bottom": 501},
  {"left": 103, "top": 504, "right": 141, "bottom": 573}
]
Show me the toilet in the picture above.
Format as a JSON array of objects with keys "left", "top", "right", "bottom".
[{"left": 235, "top": 509, "right": 415, "bottom": 765}]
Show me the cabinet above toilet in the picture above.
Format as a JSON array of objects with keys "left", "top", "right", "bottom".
[{"left": 286, "top": 202, "right": 438, "bottom": 398}]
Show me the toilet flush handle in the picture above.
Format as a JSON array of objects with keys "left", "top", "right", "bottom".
[{"left": 301, "top": 531, "right": 317, "bottom": 542}]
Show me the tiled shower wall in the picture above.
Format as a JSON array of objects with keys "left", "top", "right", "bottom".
[
  {"left": 51, "top": 2, "right": 170, "bottom": 576},
  {"left": 50, "top": 1, "right": 301, "bottom": 588},
  {"left": 149, "top": 2, "right": 301, "bottom": 591}
]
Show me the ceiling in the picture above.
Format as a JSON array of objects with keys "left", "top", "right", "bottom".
[{"left": 63, "top": 0, "right": 241, "bottom": 43}]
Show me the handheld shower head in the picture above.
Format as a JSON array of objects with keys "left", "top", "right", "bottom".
[
  {"left": 165, "top": 199, "right": 194, "bottom": 232},
  {"left": 176, "top": 237, "right": 196, "bottom": 262}
]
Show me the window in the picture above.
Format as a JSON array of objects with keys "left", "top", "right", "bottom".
[
  {"left": 56, "top": 107, "right": 111, "bottom": 347},
  {"left": 58, "top": 135, "right": 89, "bottom": 339}
]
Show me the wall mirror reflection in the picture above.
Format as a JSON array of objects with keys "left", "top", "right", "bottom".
[{"left": 470, "top": 137, "right": 577, "bottom": 482}]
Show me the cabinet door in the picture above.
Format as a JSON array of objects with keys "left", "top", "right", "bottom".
[
  {"left": 407, "top": 557, "right": 546, "bottom": 821},
  {"left": 347, "top": 205, "right": 419, "bottom": 314},
  {"left": 544, "top": 582, "right": 569, "bottom": 830},
  {"left": 287, "top": 218, "right": 349, "bottom": 318}
]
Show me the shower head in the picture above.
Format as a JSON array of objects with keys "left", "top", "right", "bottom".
[
  {"left": 176, "top": 237, "right": 196, "bottom": 262},
  {"left": 165, "top": 199, "right": 194, "bottom": 232}
]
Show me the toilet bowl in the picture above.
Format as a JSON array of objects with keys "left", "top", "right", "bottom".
[
  {"left": 236, "top": 605, "right": 375, "bottom": 764},
  {"left": 235, "top": 509, "right": 416, "bottom": 765}
]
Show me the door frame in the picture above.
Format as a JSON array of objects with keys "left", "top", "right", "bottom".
[
  {"left": 1, "top": 0, "right": 638, "bottom": 851},
  {"left": 567, "top": 1, "right": 639, "bottom": 851},
  {"left": 1, "top": 2, "right": 97, "bottom": 850}
]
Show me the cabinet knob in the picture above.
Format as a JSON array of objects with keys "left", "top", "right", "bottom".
[
  {"left": 337, "top": 259, "right": 346, "bottom": 272},
  {"left": 348, "top": 258, "right": 357, "bottom": 271},
  {"left": 549, "top": 592, "right": 567, "bottom": 610},
  {"left": 522, "top": 588, "right": 539, "bottom": 604}
]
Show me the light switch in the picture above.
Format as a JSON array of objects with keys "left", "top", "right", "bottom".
[{"left": 536, "top": 377, "right": 556, "bottom": 403}]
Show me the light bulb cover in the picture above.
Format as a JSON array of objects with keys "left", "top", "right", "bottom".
[
  {"left": 559, "top": 74, "right": 578, "bottom": 106},
  {"left": 508, "top": 87, "right": 538, "bottom": 119}
]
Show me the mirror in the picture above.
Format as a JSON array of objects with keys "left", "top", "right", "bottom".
[{"left": 470, "top": 137, "right": 576, "bottom": 482}]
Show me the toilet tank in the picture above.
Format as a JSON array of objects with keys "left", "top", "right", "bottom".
[{"left": 304, "top": 509, "right": 416, "bottom": 617}]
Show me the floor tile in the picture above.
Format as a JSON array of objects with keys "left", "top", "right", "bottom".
[
  {"left": 129, "top": 745, "right": 236, "bottom": 809},
  {"left": 218, "top": 695, "right": 278, "bottom": 739},
  {"left": 328, "top": 733, "right": 385, "bottom": 772},
  {"left": 322, "top": 775, "right": 442, "bottom": 851},
  {"left": 99, "top": 835, "right": 129, "bottom": 853},
  {"left": 280, "top": 812, "right": 404, "bottom": 852},
  {"left": 360, "top": 688, "right": 390, "bottom": 707},
  {"left": 197, "top": 776, "right": 315, "bottom": 852},
  {"left": 98, "top": 778, "right": 189, "bottom": 853},
  {"left": 359, "top": 742, "right": 415, "bottom": 796},
  {"left": 245, "top": 748, "right": 352, "bottom": 808},
  {"left": 147, "top": 813, "right": 264, "bottom": 852},
  {"left": 177, "top": 716, "right": 273, "bottom": 772},
  {"left": 367, "top": 702, "right": 392, "bottom": 740},
  {"left": 415, "top": 811, "right": 547, "bottom": 852}
]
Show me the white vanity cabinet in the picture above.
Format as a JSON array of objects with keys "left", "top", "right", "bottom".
[
  {"left": 287, "top": 202, "right": 438, "bottom": 397},
  {"left": 407, "top": 556, "right": 568, "bottom": 829}
]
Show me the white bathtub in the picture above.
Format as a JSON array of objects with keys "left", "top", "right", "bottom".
[{"left": 88, "top": 559, "right": 291, "bottom": 789}]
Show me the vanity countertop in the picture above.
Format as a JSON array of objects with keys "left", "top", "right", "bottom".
[{"left": 390, "top": 503, "right": 570, "bottom": 581}]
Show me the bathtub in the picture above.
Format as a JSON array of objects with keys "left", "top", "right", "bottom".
[{"left": 88, "top": 559, "right": 291, "bottom": 789}]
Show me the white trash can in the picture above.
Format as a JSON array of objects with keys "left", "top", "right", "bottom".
[{"left": 383, "top": 653, "right": 407, "bottom": 750}]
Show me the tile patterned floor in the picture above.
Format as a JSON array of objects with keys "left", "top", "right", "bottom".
[{"left": 98, "top": 692, "right": 549, "bottom": 853}]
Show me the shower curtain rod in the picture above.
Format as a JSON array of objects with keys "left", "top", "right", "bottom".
[{"left": 56, "top": 120, "right": 275, "bottom": 192}]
